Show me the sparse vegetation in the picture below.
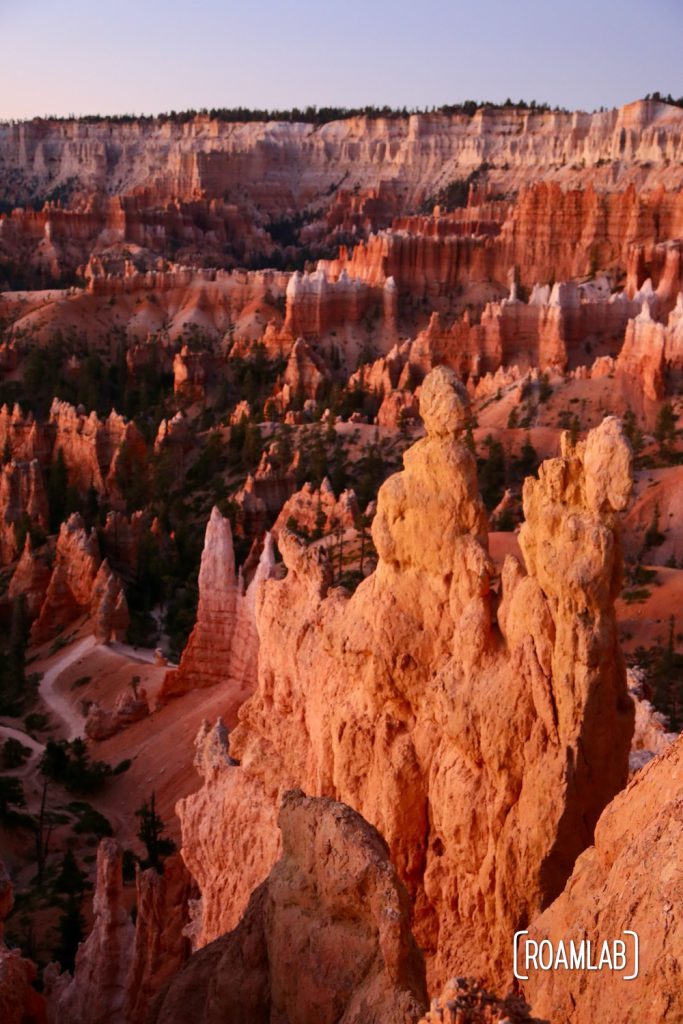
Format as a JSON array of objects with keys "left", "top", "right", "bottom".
[
  {"left": 40, "top": 739, "right": 114, "bottom": 795},
  {"left": 135, "top": 793, "right": 176, "bottom": 871}
]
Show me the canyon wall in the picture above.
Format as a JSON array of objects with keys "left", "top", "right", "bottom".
[
  {"left": 319, "top": 186, "right": 683, "bottom": 299},
  {"left": 3, "top": 102, "right": 683, "bottom": 212}
]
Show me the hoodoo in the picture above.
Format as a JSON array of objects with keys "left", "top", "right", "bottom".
[{"left": 177, "top": 366, "right": 634, "bottom": 989}]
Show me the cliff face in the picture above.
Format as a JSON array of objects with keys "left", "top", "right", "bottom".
[
  {"left": 523, "top": 736, "right": 683, "bottom": 1023},
  {"left": 153, "top": 790, "right": 427, "bottom": 1024},
  {"left": 177, "top": 366, "right": 634, "bottom": 990},
  {"left": 3, "top": 102, "right": 683, "bottom": 212},
  {"left": 320, "top": 185, "right": 683, "bottom": 300},
  {"left": 4, "top": 102, "right": 683, "bottom": 290}
]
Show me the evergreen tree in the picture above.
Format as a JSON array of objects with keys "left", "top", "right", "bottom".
[
  {"left": 479, "top": 435, "right": 506, "bottom": 510},
  {"left": 0, "top": 594, "right": 29, "bottom": 713},
  {"left": 48, "top": 448, "right": 69, "bottom": 533},
  {"left": 0, "top": 777, "right": 26, "bottom": 818},
  {"left": 622, "top": 408, "right": 644, "bottom": 456},
  {"left": 654, "top": 402, "right": 677, "bottom": 457},
  {"left": 55, "top": 849, "right": 87, "bottom": 895},
  {"left": 55, "top": 897, "right": 85, "bottom": 972},
  {"left": 135, "top": 792, "right": 176, "bottom": 870}
]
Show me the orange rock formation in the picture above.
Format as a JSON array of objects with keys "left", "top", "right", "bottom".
[
  {"left": 30, "top": 513, "right": 128, "bottom": 644},
  {"left": 152, "top": 790, "right": 427, "bottom": 1024},
  {"left": 523, "top": 737, "right": 683, "bottom": 1023},
  {"left": 0, "top": 860, "right": 45, "bottom": 1024},
  {"left": 8, "top": 536, "right": 52, "bottom": 617},
  {"left": 159, "top": 508, "right": 275, "bottom": 720},
  {"left": 49, "top": 399, "right": 147, "bottom": 498},
  {"left": 47, "top": 840, "right": 134, "bottom": 1024},
  {"left": 176, "top": 366, "right": 635, "bottom": 991},
  {"left": 272, "top": 477, "right": 359, "bottom": 538},
  {"left": 0, "top": 458, "right": 48, "bottom": 564},
  {"left": 419, "top": 977, "right": 542, "bottom": 1024}
]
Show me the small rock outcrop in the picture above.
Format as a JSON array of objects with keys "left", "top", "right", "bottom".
[
  {"left": 628, "top": 666, "right": 678, "bottom": 774},
  {"left": 0, "top": 860, "right": 45, "bottom": 1024},
  {"left": 272, "top": 477, "right": 359, "bottom": 538},
  {"left": 419, "top": 978, "right": 543, "bottom": 1024},
  {"left": 85, "top": 687, "right": 150, "bottom": 741},
  {"left": 153, "top": 790, "right": 427, "bottom": 1024}
]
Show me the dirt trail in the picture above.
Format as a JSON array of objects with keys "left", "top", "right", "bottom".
[
  {"left": 0, "top": 725, "right": 43, "bottom": 755},
  {"left": 39, "top": 635, "right": 97, "bottom": 740}
]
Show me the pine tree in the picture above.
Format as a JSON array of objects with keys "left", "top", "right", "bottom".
[
  {"left": 135, "top": 792, "right": 176, "bottom": 870},
  {"left": 55, "top": 849, "right": 87, "bottom": 895},
  {"left": 654, "top": 402, "right": 677, "bottom": 457},
  {"left": 55, "top": 897, "right": 85, "bottom": 972},
  {"left": 48, "top": 448, "right": 69, "bottom": 533}
]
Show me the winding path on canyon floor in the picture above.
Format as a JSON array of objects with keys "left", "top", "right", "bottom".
[{"left": 39, "top": 635, "right": 97, "bottom": 740}]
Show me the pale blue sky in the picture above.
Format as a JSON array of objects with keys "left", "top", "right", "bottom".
[{"left": 1, "top": 0, "right": 681, "bottom": 119}]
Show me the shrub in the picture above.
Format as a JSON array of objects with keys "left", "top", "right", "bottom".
[
  {"left": 2, "top": 737, "right": 31, "bottom": 769},
  {"left": 72, "top": 805, "right": 113, "bottom": 837}
]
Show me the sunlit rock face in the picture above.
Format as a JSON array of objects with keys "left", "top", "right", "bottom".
[
  {"left": 153, "top": 790, "right": 428, "bottom": 1024},
  {"left": 177, "top": 366, "right": 634, "bottom": 991}
]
